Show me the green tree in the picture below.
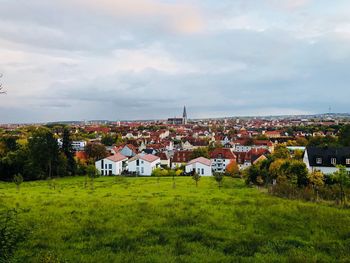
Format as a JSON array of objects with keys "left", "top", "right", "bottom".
[
  {"left": 13, "top": 173, "right": 23, "bottom": 191},
  {"left": 244, "top": 165, "right": 260, "bottom": 185},
  {"left": 293, "top": 150, "right": 304, "bottom": 160},
  {"left": 339, "top": 125, "right": 350, "bottom": 146},
  {"left": 191, "top": 147, "right": 209, "bottom": 159},
  {"left": 101, "top": 134, "right": 115, "bottom": 146},
  {"left": 27, "top": 128, "right": 60, "bottom": 179},
  {"left": 273, "top": 145, "right": 290, "bottom": 159},
  {"left": 192, "top": 172, "right": 201, "bottom": 187},
  {"left": 85, "top": 143, "right": 108, "bottom": 162},
  {"left": 308, "top": 170, "right": 324, "bottom": 201},
  {"left": 62, "top": 128, "right": 76, "bottom": 175},
  {"left": 86, "top": 165, "right": 100, "bottom": 190},
  {"left": 213, "top": 172, "right": 224, "bottom": 188},
  {"left": 332, "top": 165, "right": 350, "bottom": 206}
]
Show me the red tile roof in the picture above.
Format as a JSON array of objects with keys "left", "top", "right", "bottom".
[
  {"left": 156, "top": 152, "right": 169, "bottom": 160},
  {"left": 107, "top": 152, "right": 128, "bottom": 162},
  {"left": 129, "top": 154, "right": 160, "bottom": 163},
  {"left": 187, "top": 157, "right": 212, "bottom": 166},
  {"left": 210, "top": 148, "right": 236, "bottom": 160},
  {"left": 172, "top": 151, "right": 193, "bottom": 163}
]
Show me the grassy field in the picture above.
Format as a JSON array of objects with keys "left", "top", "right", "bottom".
[{"left": 1, "top": 176, "right": 350, "bottom": 263}]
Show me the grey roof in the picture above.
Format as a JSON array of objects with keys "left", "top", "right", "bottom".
[{"left": 306, "top": 146, "right": 350, "bottom": 167}]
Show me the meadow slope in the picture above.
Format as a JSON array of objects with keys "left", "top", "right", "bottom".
[{"left": 0, "top": 176, "right": 350, "bottom": 263}]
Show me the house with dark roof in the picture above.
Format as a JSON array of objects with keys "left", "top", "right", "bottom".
[{"left": 303, "top": 146, "right": 350, "bottom": 174}]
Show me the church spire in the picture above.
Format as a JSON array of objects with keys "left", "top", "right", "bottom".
[{"left": 183, "top": 106, "right": 187, "bottom": 125}]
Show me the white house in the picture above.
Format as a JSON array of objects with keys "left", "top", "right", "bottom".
[
  {"left": 128, "top": 154, "right": 161, "bottom": 176},
  {"left": 57, "top": 139, "right": 86, "bottom": 151},
  {"left": 210, "top": 148, "right": 236, "bottom": 173},
  {"left": 95, "top": 153, "right": 128, "bottom": 176},
  {"left": 185, "top": 157, "right": 212, "bottom": 176},
  {"left": 303, "top": 146, "right": 350, "bottom": 174}
]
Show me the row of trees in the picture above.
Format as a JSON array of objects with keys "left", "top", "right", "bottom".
[
  {"left": 244, "top": 146, "right": 350, "bottom": 206},
  {"left": 0, "top": 127, "right": 79, "bottom": 181}
]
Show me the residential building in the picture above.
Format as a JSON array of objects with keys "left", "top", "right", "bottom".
[
  {"left": 210, "top": 148, "right": 236, "bottom": 173},
  {"left": 185, "top": 157, "right": 212, "bottom": 176},
  {"left": 171, "top": 150, "right": 193, "bottom": 169},
  {"left": 95, "top": 153, "right": 128, "bottom": 176},
  {"left": 128, "top": 154, "right": 161, "bottom": 176},
  {"left": 57, "top": 139, "right": 86, "bottom": 151},
  {"left": 303, "top": 146, "right": 350, "bottom": 174}
]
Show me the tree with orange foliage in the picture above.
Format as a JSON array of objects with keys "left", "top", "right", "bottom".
[{"left": 226, "top": 160, "right": 240, "bottom": 177}]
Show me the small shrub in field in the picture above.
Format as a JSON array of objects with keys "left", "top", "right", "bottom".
[
  {"left": 0, "top": 209, "right": 26, "bottom": 262},
  {"left": 192, "top": 172, "right": 201, "bottom": 187},
  {"left": 85, "top": 165, "right": 100, "bottom": 190},
  {"left": 213, "top": 172, "right": 224, "bottom": 188},
  {"left": 13, "top": 174, "right": 23, "bottom": 191}
]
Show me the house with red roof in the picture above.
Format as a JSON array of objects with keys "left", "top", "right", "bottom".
[
  {"left": 156, "top": 152, "right": 170, "bottom": 168},
  {"left": 95, "top": 153, "right": 128, "bottom": 176},
  {"left": 185, "top": 157, "right": 212, "bottom": 176},
  {"left": 210, "top": 148, "right": 237, "bottom": 173},
  {"left": 171, "top": 150, "right": 193, "bottom": 169},
  {"left": 237, "top": 148, "right": 270, "bottom": 169},
  {"left": 128, "top": 154, "right": 161, "bottom": 176}
]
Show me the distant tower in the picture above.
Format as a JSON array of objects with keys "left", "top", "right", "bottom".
[{"left": 183, "top": 106, "right": 188, "bottom": 125}]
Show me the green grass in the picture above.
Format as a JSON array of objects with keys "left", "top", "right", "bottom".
[{"left": 1, "top": 176, "right": 350, "bottom": 262}]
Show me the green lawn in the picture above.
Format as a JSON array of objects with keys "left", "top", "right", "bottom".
[{"left": 1, "top": 176, "right": 350, "bottom": 263}]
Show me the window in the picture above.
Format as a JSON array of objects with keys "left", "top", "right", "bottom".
[
  {"left": 136, "top": 159, "right": 139, "bottom": 166},
  {"left": 109, "top": 164, "right": 112, "bottom": 169},
  {"left": 141, "top": 167, "right": 144, "bottom": 174},
  {"left": 316, "top": 158, "right": 322, "bottom": 165},
  {"left": 346, "top": 159, "right": 350, "bottom": 165},
  {"left": 141, "top": 161, "right": 144, "bottom": 164},
  {"left": 331, "top": 158, "right": 337, "bottom": 165},
  {"left": 105, "top": 164, "right": 107, "bottom": 169},
  {"left": 101, "top": 160, "right": 104, "bottom": 169},
  {"left": 201, "top": 169, "right": 204, "bottom": 175},
  {"left": 197, "top": 168, "right": 200, "bottom": 174}
]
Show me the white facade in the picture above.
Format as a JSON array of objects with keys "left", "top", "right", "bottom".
[
  {"left": 95, "top": 157, "right": 128, "bottom": 176},
  {"left": 185, "top": 162, "right": 212, "bottom": 176},
  {"left": 128, "top": 156, "right": 161, "bottom": 176},
  {"left": 57, "top": 139, "right": 86, "bottom": 151},
  {"left": 234, "top": 145, "right": 252, "bottom": 153},
  {"left": 211, "top": 158, "right": 235, "bottom": 173}
]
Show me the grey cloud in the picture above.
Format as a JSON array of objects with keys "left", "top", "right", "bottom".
[{"left": 1, "top": 0, "right": 350, "bottom": 123}]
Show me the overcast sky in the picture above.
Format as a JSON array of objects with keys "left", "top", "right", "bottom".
[{"left": 1, "top": 0, "right": 350, "bottom": 123}]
